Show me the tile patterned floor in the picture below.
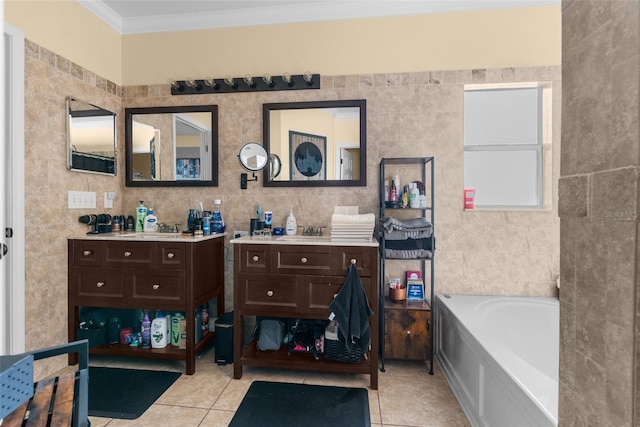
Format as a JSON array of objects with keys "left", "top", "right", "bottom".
[{"left": 85, "top": 349, "right": 469, "bottom": 427}]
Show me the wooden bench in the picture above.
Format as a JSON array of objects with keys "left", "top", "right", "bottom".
[{"left": 1, "top": 340, "right": 89, "bottom": 427}]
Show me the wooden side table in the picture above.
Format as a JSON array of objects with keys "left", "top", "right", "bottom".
[{"left": 384, "top": 297, "right": 430, "bottom": 360}]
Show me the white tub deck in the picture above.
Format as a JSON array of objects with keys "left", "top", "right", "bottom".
[{"left": 435, "top": 294, "right": 558, "bottom": 427}]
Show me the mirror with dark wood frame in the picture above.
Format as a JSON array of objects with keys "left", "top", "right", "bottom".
[
  {"left": 67, "top": 97, "right": 117, "bottom": 176},
  {"left": 263, "top": 99, "right": 366, "bottom": 187},
  {"left": 125, "top": 105, "right": 218, "bottom": 187}
]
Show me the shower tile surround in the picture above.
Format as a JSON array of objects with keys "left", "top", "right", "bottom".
[
  {"left": 22, "top": 38, "right": 560, "bottom": 380},
  {"left": 559, "top": 1, "right": 640, "bottom": 426}
]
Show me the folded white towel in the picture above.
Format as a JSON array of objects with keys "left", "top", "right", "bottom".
[{"left": 331, "top": 213, "right": 375, "bottom": 222}]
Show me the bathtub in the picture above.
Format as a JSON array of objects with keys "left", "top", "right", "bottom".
[{"left": 435, "top": 294, "right": 558, "bottom": 427}]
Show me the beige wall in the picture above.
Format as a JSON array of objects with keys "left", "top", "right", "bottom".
[
  {"left": 5, "top": 0, "right": 122, "bottom": 84},
  {"left": 22, "top": 40, "right": 125, "bottom": 378},
  {"left": 121, "top": 5, "right": 560, "bottom": 85},
  {"left": 6, "top": 2, "right": 560, "bottom": 86},
  {"left": 559, "top": 1, "right": 640, "bottom": 425}
]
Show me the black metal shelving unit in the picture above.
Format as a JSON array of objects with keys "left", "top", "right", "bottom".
[{"left": 378, "top": 157, "right": 435, "bottom": 374}]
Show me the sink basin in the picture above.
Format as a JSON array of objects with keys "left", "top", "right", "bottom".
[{"left": 276, "top": 235, "right": 331, "bottom": 242}]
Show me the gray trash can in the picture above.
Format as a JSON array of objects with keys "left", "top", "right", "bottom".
[{"left": 214, "top": 312, "right": 233, "bottom": 365}]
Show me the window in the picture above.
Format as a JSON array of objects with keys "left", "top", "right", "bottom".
[{"left": 464, "top": 83, "right": 551, "bottom": 208}]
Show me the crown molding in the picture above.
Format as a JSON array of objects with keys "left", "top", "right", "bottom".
[
  {"left": 76, "top": 0, "right": 124, "bottom": 33},
  {"left": 78, "top": 0, "right": 559, "bottom": 35}
]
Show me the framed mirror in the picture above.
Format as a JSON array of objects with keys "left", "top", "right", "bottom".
[
  {"left": 125, "top": 105, "right": 218, "bottom": 187},
  {"left": 67, "top": 97, "right": 117, "bottom": 175},
  {"left": 263, "top": 99, "right": 366, "bottom": 187}
]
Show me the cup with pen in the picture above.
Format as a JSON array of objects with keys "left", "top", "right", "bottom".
[{"left": 388, "top": 278, "right": 407, "bottom": 302}]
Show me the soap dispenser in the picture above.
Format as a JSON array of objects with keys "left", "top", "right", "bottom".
[
  {"left": 144, "top": 208, "right": 158, "bottom": 232},
  {"left": 285, "top": 210, "right": 297, "bottom": 235}
]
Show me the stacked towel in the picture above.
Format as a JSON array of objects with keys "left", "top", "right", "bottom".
[
  {"left": 331, "top": 213, "right": 375, "bottom": 242},
  {"left": 382, "top": 217, "right": 433, "bottom": 235},
  {"left": 383, "top": 217, "right": 434, "bottom": 259}
]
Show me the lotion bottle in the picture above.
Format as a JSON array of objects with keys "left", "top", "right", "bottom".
[
  {"left": 136, "top": 201, "right": 147, "bottom": 232},
  {"left": 409, "top": 184, "right": 420, "bottom": 208},
  {"left": 285, "top": 210, "right": 297, "bottom": 235},
  {"left": 144, "top": 208, "right": 158, "bottom": 232}
]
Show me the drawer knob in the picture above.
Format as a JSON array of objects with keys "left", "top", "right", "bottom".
[
  {"left": 124, "top": 251, "right": 132, "bottom": 257},
  {"left": 252, "top": 255, "right": 259, "bottom": 262},
  {"left": 152, "top": 284, "right": 160, "bottom": 290},
  {"left": 333, "top": 293, "right": 338, "bottom": 299},
  {"left": 406, "top": 330, "right": 411, "bottom": 335},
  {"left": 350, "top": 258, "right": 357, "bottom": 265},
  {"left": 83, "top": 250, "right": 92, "bottom": 256},
  {"left": 301, "top": 257, "right": 308, "bottom": 264},
  {"left": 167, "top": 253, "right": 175, "bottom": 259},
  {"left": 96, "top": 282, "right": 105, "bottom": 288},
  {"left": 267, "top": 290, "right": 274, "bottom": 297}
]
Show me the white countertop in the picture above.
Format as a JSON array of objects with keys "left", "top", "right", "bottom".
[
  {"left": 229, "top": 234, "right": 379, "bottom": 247},
  {"left": 69, "top": 232, "right": 227, "bottom": 242}
]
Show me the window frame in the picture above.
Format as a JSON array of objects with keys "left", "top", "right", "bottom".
[{"left": 463, "top": 82, "right": 550, "bottom": 210}]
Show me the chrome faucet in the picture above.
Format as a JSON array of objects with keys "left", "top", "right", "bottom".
[{"left": 302, "top": 226, "right": 314, "bottom": 236}]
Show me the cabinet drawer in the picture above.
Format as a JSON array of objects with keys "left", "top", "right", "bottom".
[
  {"left": 273, "top": 246, "right": 332, "bottom": 275},
  {"left": 238, "top": 245, "right": 270, "bottom": 273},
  {"left": 335, "top": 247, "right": 373, "bottom": 277},
  {"left": 158, "top": 244, "right": 186, "bottom": 269},
  {"left": 104, "top": 241, "right": 155, "bottom": 268},
  {"left": 130, "top": 271, "right": 185, "bottom": 304},
  {"left": 237, "top": 274, "right": 298, "bottom": 312},
  {"left": 304, "top": 276, "right": 373, "bottom": 315},
  {"left": 384, "top": 309, "right": 430, "bottom": 360},
  {"left": 71, "top": 241, "right": 103, "bottom": 267},
  {"left": 72, "top": 268, "right": 124, "bottom": 299}
]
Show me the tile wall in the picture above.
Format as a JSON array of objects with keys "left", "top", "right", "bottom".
[
  {"left": 559, "top": 0, "right": 639, "bottom": 425},
  {"left": 23, "top": 38, "right": 561, "bottom": 377}
]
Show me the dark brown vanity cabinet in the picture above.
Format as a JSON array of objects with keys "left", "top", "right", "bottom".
[
  {"left": 68, "top": 236, "right": 225, "bottom": 374},
  {"left": 232, "top": 240, "right": 379, "bottom": 389}
]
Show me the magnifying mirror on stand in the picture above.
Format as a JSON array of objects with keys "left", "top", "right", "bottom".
[
  {"left": 239, "top": 143, "right": 267, "bottom": 188},
  {"left": 238, "top": 143, "right": 281, "bottom": 189}
]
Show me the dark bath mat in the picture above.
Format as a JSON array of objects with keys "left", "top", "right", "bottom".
[
  {"left": 229, "top": 380, "right": 370, "bottom": 427},
  {"left": 88, "top": 366, "right": 181, "bottom": 419}
]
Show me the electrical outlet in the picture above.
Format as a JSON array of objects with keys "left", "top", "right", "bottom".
[
  {"left": 104, "top": 192, "right": 115, "bottom": 209},
  {"left": 68, "top": 191, "right": 96, "bottom": 209},
  {"left": 234, "top": 230, "right": 249, "bottom": 239}
]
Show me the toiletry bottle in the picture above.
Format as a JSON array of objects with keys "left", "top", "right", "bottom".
[
  {"left": 264, "top": 211, "right": 272, "bottom": 229},
  {"left": 141, "top": 310, "right": 151, "bottom": 349},
  {"left": 389, "top": 180, "right": 398, "bottom": 202},
  {"left": 286, "top": 209, "right": 297, "bottom": 235},
  {"left": 202, "top": 214, "right": 210, "bottom": 236},
  {"left": 393, "top": 174, "right": 401, "bottom": 192},
  {"left": 402, "top": 186, "right": 409, "bottom": 208},
  {"left": 136, "top": 201, "right": 147, "bottom": 232},
  {"left": 211, "top": 199, "right": 225, "bottom": 233},
  {"left": 419, "top": 190, "right": 427, "bottom": 208},
  {"left": 144, "top": 208, "right": 158, "bottom": 232},
  {"left": 187, "top": 209, "right": 195, "bottom": 232},
  {"left": 384, "top": 180, "right": 389, "bottom": 202},
  {"left": 126, "top": 215, "right": 135, "bottom": 231},
  {"left": 201, "top": 303, "right": 209, "bottom": 335},
  {"left": 410, "top": 184, "right": 420, "bottom": 208}
]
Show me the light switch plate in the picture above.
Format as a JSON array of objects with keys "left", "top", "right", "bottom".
[{"left": 68, "top": 191, "right": 96, "bottom": 209}]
